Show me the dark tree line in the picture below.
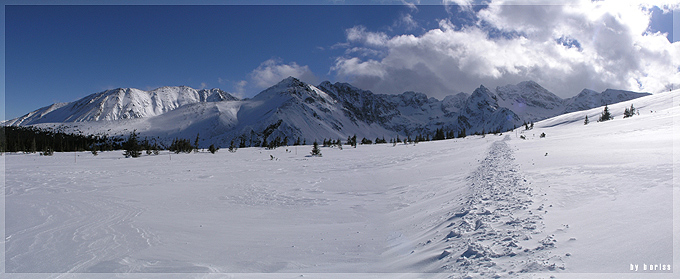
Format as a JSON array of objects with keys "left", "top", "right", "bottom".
[
  {"left": 169, "top": 138, "right": 194, "bottom": 153},
  {"left": 1, "top": 126, "right": 124, "bottom": 153},
  {"left": 2, "top": 122, "right": 498, "bottom": 156},
  {"left": 311, "top": 127, "right": 471, "bottom": 150}
]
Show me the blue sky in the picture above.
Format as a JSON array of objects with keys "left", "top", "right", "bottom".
[{"left": 3, "top": 1, "right": 678, "bottom": 121}]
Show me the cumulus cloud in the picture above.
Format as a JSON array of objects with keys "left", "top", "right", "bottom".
[
  {"left": 332, "top": 0, "right": 680, "bottom": 98},
  {"left": 249, "top": 58, "right": 318, "bottom": 89}
]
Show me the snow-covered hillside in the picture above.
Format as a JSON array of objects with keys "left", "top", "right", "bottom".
[
  {"left": 4, "top": 86, "right": 237, "bottom": 125},
  {"left": 4, "top": 77, "right": 651, "bottom": 149},
  {"left": 3, "top": 90, "right": 676, "bottom": 278}
]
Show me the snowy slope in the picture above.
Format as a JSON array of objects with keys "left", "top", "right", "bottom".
[
  {"left": 562, "top": 88, "right": 651, "bottom": 114},
  {"left": 5, "top": 78, "right": 650, "bottom": 149},
  {"left": 3, "top": 90, "right": 676, "bottom": 278},
  {"left": 495, "top": 80, "right": 566, "bottom": 122},
  {"left": 229, "top": 77, "right": 400, "bottom": 145},
  {"left": 4, "top": 86, "right": 237, "bottom": 125},
  {"left": 508, "top": 90, "right": 677, "bottom": 275},
  {"left": 494, "top": 81, "right": 651, "bottom": 123}
]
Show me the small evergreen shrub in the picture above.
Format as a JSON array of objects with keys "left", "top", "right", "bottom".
[
  {"left": 310, "top": 141, "right": 322, "bottom": 157},
  {"left": 208, "top": 144, "right": 219, "bottom": 154}
]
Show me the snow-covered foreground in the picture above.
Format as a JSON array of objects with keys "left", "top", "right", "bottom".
[{"left": 3, "top": 91, "right": 678, "bottom": 278}]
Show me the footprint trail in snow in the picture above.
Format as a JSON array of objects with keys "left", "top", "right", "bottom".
[{"left": 434, "top": 136, "right": 563, "bottom": 275}]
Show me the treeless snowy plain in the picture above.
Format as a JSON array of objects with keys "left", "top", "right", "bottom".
[{"left": 2, "top": 90, "right": 678, "bottom": 278}]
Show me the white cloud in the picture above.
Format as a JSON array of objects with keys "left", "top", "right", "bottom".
[
  {"left": 402, "top": 0, "right": 419, "bottom": 12},
  {"left": 332, "top": 57, "right": 387, "bottom": 79},
  {"left": 249, "top": 58, "right": 318, "bottom": 89},
  {"left": 397, "top": 13, "right": 420, "bottom": 31},
  {"left": 443, "top": 0, "right": 474, "bottom": 6},
  {"left": 233, "top": 80, "right": 248, "bottom": 99},
  {"left": 346, "top": 26, "right": 390, "bottom": 47},
  {"left": 331, "top": 0, "right": 680, "bottom": 98}
]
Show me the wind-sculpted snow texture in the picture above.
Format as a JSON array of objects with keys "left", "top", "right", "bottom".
[
  {"left": 434, "top": 137, "right": 562, "bottom": 275},
  {"left": 4, "top": 167, "right": 164, "bottom": 273}
]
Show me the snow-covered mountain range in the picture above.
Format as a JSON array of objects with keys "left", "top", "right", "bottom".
[{"left": 4, "top": 77, "right": 649, "bottom": 147}]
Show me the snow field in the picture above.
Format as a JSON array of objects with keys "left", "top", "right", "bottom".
[
  {"left": 3, "top": 90, "right": 678, "bottom": 278},
  {"left": 508, "top": 90, "right": 677, "bottom": 277},
  {"left": 4, "top": 137, "right": 492, "bottom": 276}
]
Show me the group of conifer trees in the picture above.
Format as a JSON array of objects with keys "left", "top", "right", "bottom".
[
  {"left": 3, "top": 123, "right": 481, "bottom": 157},
  {"left": 0, "top": 126, "right": 124, "bottom": 154},
  {"left": 121, "top": 130, "right": 164, "bottom": 158},
  {"left": 584, "top": 103, "right": 637, "bottom": 125}
]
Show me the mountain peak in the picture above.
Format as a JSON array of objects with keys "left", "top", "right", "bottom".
[
  {"left": 563, "top": 88, "right": 650, "bottom": 114},
  {"left": 576, "top": 88, "right": 599, "bottom": 97},
  {"left": 517, "top": 80, "right": 540, "bottom": 88},
  {"left": 6, "top": 85, "right": 237, "bottom": 125},
  {"left": 277, "top": 76, "right": 304, "bottom": 87},
  {"left": 472, "top": 84, "right": 494, "bottom": 97}
]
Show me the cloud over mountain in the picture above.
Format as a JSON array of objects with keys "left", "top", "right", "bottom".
[
  {"left": 331, "top": 0, "right": 679, "bottom": 99},
  {"left": 250, "top": 58, "right": 319, "bottom": 89}
]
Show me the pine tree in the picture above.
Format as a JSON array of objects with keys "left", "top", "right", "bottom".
[
  {"left": 584, "top": 115, "right": 589, "bottom": 125},
  {"left": 623, "top": 104, "right": 635, "bottom": 118},
  {"left": 598, "top": 105, "right": 613, "bottom": 122},
  {"left": 630, "top": 104, "right": 635, "bottom": 116},
  {"left": 30, "top": 138, "right": 37, "bottom": 153},
  {"left": 122, "top": 130, "right": 142, "bottom": 158},
  {"left": 310, "top": 141, "right": 322, "bottom": 157},
  {"left": 229, "top": 140, "right": 237, "bottom": 153},
  {"left": 208, "top": 144, "right": 219, "bottom": 154},
  {"left": 194, "top": 133, "right": 200, "bottom": 153},
  {"left": 433, "top": 128, "right": 445, "bottom": 141}
]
